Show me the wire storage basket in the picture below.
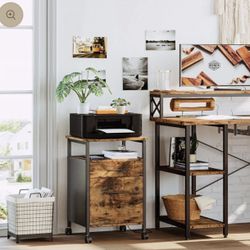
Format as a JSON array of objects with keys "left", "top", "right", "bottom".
[{"left": 7, "top": 190, "right": 55, "bottom": 243}]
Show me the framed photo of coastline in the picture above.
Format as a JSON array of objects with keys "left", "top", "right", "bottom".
[
  {"left": 122, "top": 57, "right": 148, "bottom": 90},
  {"left": 145, "top": 30, "right": 176, "bottom": 51}
]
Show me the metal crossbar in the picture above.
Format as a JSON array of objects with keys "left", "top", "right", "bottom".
[
  {"left": 152, "top": 98, "right": 161, "bottom": 117},
  {"left": 196, "top": 140, "right": 250, "bottom": 192}
]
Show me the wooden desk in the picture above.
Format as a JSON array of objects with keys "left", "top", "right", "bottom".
[{"left": 151, "top": 90, "right": 250, "bottom": 239}]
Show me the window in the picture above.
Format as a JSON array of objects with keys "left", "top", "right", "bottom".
[{"left": 0, "top": 0, "right": 33, "bottom": 226}]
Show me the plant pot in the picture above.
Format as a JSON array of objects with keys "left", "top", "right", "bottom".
[
  {"left": 116, "top": 106, "right": 126, "bottom": 114},
  {"left": 78, "top": 102, "right": 90, "bottom": 114},
  {"left": 190, "top": 154, "right": 197, "bottom": 163}
]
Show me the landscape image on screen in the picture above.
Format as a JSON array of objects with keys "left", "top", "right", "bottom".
[{"left": 180, "top": 44, "right": 250, "bottom": 86}]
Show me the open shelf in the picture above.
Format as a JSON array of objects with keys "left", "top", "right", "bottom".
[
  {"left": 158, "top": 165, "right": 224, "bottom": 176},
  {"left": 159, "top": 216, "right": 224, "bottom": 229}
]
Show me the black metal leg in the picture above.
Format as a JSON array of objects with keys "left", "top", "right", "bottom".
[
  {"left": 141, "top": 139, "right": 149, "bottom": 240},
  {"left": 160, "top": 96, "right": 163, "bottom": 118},
  {"left": 191, "top": 126, "right": 197, "bottom": 196},
  {"left": 155, "top": 123, "right": 160, "bottom": 229},
  {"left": 66, "top": 140, "right": 72, "bottom": 235},
  {"left": 85, "top": 141, "right": 92, "bottom": 243},
  {"left": 185, "top": 125, "right": 191, "bottom": 240},
  {"left": 223, "top": 125, "right": 228, "bottom": 238},
  {"left": 191, "top": 176, "right": 196, "bottom": 196},
  {"left": 150, "top": 96, "right": 153, "bottom": 119}
]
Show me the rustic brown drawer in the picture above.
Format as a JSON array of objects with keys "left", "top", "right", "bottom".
[
  {"left": 90, "top": 176, "right": 143, "bottom": 227},
  {"left": 90, "top": 159, "right": 143, "bottom": 178}
]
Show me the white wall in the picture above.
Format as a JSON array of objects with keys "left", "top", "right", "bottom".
[{"left": 56, "top": 0, "right": 250, "bottom": 233}]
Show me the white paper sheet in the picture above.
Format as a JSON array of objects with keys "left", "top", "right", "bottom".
[
  {"left": 196, "top": 115, "right": 250, "bottom": 120},
  {"left": 97, "top": 128, "right": 135, "bottom": 134}
]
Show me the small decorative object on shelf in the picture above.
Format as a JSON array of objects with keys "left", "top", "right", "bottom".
[
  {"left": 110, "top": 98, "right": 130, "bottom": 114},
  {"left": 171, "top": 137, "right": 200, "bottom": 164},
  {"left": 56, "top": 67, "right": 111, "bottom": 114}
]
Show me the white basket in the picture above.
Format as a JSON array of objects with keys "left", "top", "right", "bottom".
[{"left": 7, "top": 194, "right": 55, "bottom": 237}]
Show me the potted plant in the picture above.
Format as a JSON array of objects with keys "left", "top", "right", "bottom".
[
  {"left": 110, "top": 98, "right": 130, "bottom": 114},
  {"left": 56, "top": 67, "right": 111, "bottom": 113}
]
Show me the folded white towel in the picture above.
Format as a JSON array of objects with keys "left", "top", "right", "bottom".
[
  {"left": 194, "top": 196, "right": 216, "bottom": 211},
  {"left": 24, "top": 187, "right": 53, "bottom": 199},
  {"left": 24, "top": 188, "right": 41, "bottom": 199}
]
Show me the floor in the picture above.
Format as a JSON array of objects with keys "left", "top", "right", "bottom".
[{"left": 1, "top": 224, "right": 250, "bottom": 250}]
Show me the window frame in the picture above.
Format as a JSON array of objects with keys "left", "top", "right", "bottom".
[{"left": 0, "top": 0, "right": 58, "bottom": 234}]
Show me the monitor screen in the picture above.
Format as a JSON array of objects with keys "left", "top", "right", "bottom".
[{"left": 180, "top": 44, "right": 250, "bottom": 87}]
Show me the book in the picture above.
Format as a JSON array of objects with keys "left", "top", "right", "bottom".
[
  {"left": 175, "top": 160, "right": 209, "bottom": 170},
  {"left": 175, "top": 160, "right": 209, "bottom": 167},
  {"left": 104, "top": 155, "right": 138, "bottom": 159},
  {"left": 102, "top": 149, "right": 138, "bottom": 159},
  {"left": 176, "top": 165, "right": 209, "bottom": 170},
  {"left": 169, "top": 137, "right": 176, "bottom": 167}
]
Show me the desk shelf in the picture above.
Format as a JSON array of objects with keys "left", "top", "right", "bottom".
[
  {"left": 150, "top": 89, "right": 250, "bottom": 120},
  {"left": 154, "top": 121, "right": 228, "bottom": 239},
  {"left": 159, "top": 216, "right": 224, "bottom": 230},
  {"left": 158, "top": 165, "right": 224, "bottom": 176}
]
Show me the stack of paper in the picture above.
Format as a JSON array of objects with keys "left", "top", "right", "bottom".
[{"left": 102, "top": 150, "right": 138, "bottom": 159}]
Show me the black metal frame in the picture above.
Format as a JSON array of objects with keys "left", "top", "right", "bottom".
[
  {"left": 155, "top": 122, "right": 228, "bottom": 239},
  {"left": 66, "top": 137, "right": 148, "bottom": 243}
]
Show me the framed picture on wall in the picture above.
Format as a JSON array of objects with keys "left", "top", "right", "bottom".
[
  {"left": 145, "top": 30, "right": 176, "bottom": 51},
  {"left": 73, "top": 36, "right": 107, "bottom": 58},
  {"left": 180, "top": 44, "right": 250, "bottom": 86},
  {"left": 122, "top": 57, "right": 148, "bottom": 90}
]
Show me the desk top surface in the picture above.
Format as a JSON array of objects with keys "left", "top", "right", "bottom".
[
  {"left": 66, "top": 135, "right": 147, "bottom": 142},
  {"left": 150, "top": 89, "right": 250, "bottom": 97},
  {"left": 152, "top": 116, "right": 250, "bottom": 126}
]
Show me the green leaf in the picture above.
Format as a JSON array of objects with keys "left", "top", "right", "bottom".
[
  {"left": 62, "top": 72, "right": 81, "bottom": 84},
  {"left": 89, "top": 83, "right": 103, "bottom": 96},
  {"left": 56, "top": 80, "right": 71, "bottom": 102}
]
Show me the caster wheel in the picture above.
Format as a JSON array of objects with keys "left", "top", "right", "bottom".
[
  {"left": 85, "top": 235, "right": 92, "bottom": 244},
  {"left": 120, "top": 225, "right": 126, "bottom": 232},
  {"left": 141, "top": 233, "right": 149, "bottom": 240},
  {"left": 65, "top": 227, "right": 72, "bottom": 235}
]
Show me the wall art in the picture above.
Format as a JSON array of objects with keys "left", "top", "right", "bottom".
[
  {"left": 122, "top": 57, "right": 148, "bottom": 90},
  {"left": 145, "top": 30, "right": 176, "bottom": 51},
  {"left": 180, "top": 44, "right": 250, "bottom": 86},
  {"left": 73, "top": 36, "right": 107, "bottom": 58}
]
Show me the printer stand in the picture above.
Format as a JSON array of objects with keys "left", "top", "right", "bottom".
[{"left": 65, "top": 136, "right": 148, "bottom": 243}]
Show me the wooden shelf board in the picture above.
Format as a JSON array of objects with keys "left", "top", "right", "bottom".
[
  {"left": 158, "top": 165, "right": 224, "bottom": 176},
  {"left": 153, "top": 116, "right": 250, "bottom": 126},
  {"left": 159, "top": 215, "right": 224, "bottom": 229},
  {"left": 66, "top": 135, "right": 147, "bottom": 142},
  {"left": 150, "top": 89, "right": 250, "bottom": 97}
]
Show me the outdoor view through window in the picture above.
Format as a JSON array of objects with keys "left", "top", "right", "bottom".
[{"left": 0, "top": 0, "right": 33, "bottom": 225}]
